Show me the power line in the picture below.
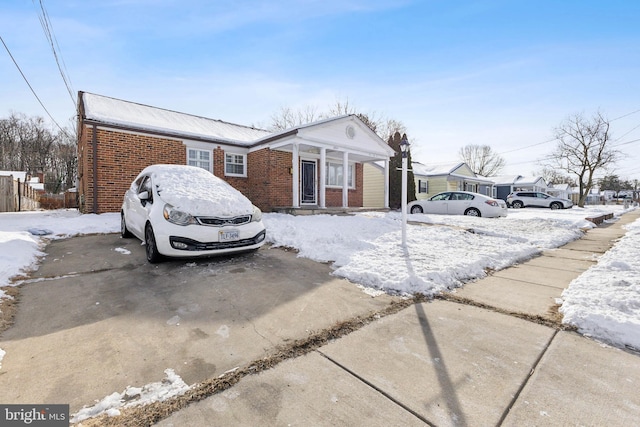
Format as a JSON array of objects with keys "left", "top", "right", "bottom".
[
  {"left": 34, "top": 0, "right": 75, "bottom": 106},
  {"left": 498, "top": 137, "right": 557, "bottom": 155},
  {"left": 0, "top": 35, "right": 68, "bottom": 135},
  {"left": 611, "top": 108, "right": 640, "bottom": 122}
]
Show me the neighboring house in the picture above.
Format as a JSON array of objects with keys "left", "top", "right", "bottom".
[
  {"left": 362, "top": 162, "right": 387, "bottom": 208},
  {"left": 412, "top": 162, "right": 495, "bottom": 200},
  {"left": 491, "top": 175, "right": 547, "bottom": 201},
  {"left": 547, "top": 183, "right": 572, "bottom": 200},
  {"left": 77, "top": 92, "right": 396, "bottom": 214}
]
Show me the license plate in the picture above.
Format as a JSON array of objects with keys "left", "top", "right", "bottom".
[{"left": 219, "top": 230, "right": 240, "bottom": 242}]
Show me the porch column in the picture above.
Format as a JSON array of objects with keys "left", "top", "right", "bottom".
[
  {"left": 383, "top": 159, "right": 390, "bottom": 208},
  {"left": 342, "top": 151, "right": 349, "bottom": 208},
  {"left": 319, "top": 147, "right": 326, "bottom": 208},
  {"left": 292, "top": 144, "right": 299, "bottom": 208}
]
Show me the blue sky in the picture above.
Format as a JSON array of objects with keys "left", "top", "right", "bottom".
[{"left": 2, "top": 0, "right": 639, "bottom": 180}]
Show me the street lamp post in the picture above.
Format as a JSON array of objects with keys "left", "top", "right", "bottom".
[{"left": 400, "top": 135, "right": 410, "bottom": 248}]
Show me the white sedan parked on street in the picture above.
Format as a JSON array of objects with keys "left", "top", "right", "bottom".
[
  {"left": 408, "top": 191, "right": 508, "bottom": 218},
  {"left": 121, "top": 164, "right": 266, "bottom": 263}
]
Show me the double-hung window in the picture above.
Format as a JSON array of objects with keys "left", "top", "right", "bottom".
[
  {"left": 225, "top": 153, "right": 247, "bottom": 177},
  {"left": 326, "top": 162, "right": 354, "bottom": 188},
  {"left": 187, "top": 148, "right": 212, "bottom": 172},
  {"left": 418, "top": 179, "right": 428, "bottom": 193}
]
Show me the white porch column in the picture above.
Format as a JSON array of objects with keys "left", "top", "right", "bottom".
[
  {"left": 292, "top": 144, "right": 299, "bottom": 208},
  {"left": 383, "top": 159, "right": 390, "bottom": 209},
  {"left": 319, "top": 147, "right": 326, "bottom": 208},
  {"left": 342, "top": 151, "right": 349, "bottom": 208}
]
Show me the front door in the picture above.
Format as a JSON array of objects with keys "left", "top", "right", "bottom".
[{"left": 300, "top": 160, "right": 317, "bottom": 205}]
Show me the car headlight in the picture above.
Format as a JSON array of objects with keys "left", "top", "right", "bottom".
[
  {"left": 163, "top": 204, "right": 197, "bottom": 226},
  {"left": 251, "top": 205, "right": 263, "bottom": 222}
]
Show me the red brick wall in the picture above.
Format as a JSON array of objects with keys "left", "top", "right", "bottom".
[
  {"left": 246, "top": 148, "right": 293, "bottom": 210},
  {"left": 78, "top": 126, "right": 184, "bottom": 213}
]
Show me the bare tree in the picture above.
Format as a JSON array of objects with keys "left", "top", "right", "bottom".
[
  {"left": 268, "top": 98, "right": 406, "bottom": 142},
  {"left": 0, "top": 113, "right": 77, "bottom": 193},
  {"left": 458, "top": 144, "right": 505, "bottom": 176},
  {"left": 535, "top": 166, "right": 576, "bottom": 186},
  {"left": 546, "top": 112, "right": 619, "bottom": 207},
  {"left": 268, "top": 105, "right": 322, "bottom": 131}
]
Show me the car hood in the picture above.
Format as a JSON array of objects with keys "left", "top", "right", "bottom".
[{"left": 150, "top": 166, "right": 254, "bottom": 217}]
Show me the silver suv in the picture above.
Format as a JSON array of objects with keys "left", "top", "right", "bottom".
[{"left": 506, "top": 191, "right": 573, "bottom": 210}]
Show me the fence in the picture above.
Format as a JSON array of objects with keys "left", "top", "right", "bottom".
[
  {"left": 0, "top": 175, "right": 40, "bottom": 212},
  {"left": 39, "top": 192, "right": 78, "bottom": 210}
]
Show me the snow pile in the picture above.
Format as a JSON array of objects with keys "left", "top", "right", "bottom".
[
  {"left": 0, "top": 210, "right": 119, "bottom": 286},
  {"left": 71, "top": 369, "right": 189, "bottom": 423},
  {"left": 0, "top": 231, "right": 43, "bottom": 286},
  {"left": 561, "top": 216, "right": 640, "bottom": 351}
]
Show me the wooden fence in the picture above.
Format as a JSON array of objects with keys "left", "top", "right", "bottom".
[{"left": 0, "top": 175, "right": 40, "bottom": 212}]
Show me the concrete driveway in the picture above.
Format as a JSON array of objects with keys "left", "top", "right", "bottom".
[{"left": 0, "top": 233, "right": 398, "bottom": 415}]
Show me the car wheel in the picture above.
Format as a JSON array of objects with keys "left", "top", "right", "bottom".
[
  {"left": 550, "top": 202, "right": 562, "bottom": 210},
  {"left": 145, "top": 223, "right": 162, "bottom": 263},
  {"left": 464, "top": 208, "right": 481, "bottom": 217},
  {"left": 511, "top": 201, "right": 524, "bottom": 209},
  {"left": 121, "top": 212, "right": 133, "bottom": 238},
  {"left": 410, "top": 205, "right": 423, "bottom": 214}
]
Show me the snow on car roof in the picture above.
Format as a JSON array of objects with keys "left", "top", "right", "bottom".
[{"left": 141, "top": 165, "right": 254, "bottom": 217}]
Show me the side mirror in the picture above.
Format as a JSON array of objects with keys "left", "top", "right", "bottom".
[{"left": 138, "top": 191, "right": 150, "bottom": 201}]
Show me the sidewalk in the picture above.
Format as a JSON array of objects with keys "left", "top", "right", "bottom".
[{"left": 157, "top": 209, "right": 640, "bottom": 427}]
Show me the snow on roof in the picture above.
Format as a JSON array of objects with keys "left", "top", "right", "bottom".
[
  {"left": 411, "top": 162, "right": 464, "bottom": 176},
  {"left": 550, "top": 183, "right": 571, "bottom": 191},
  {"left": 490, "top": 175, "right": 522, "bottom": 185},
  {"left": 517, "top": 176, "right": 546, "bottom": 186},
  {"left": 0, "top": 171, "right": 27, "bottom": 180},
  {"left": 82, "top": 92, "right": 271, "bottom": 145}
]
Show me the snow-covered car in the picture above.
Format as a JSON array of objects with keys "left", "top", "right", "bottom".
[
  {"left": 407, "top": 191, "right": 508, "bottom": 218},
  {"left": 506, "top": 191, "right": 573, "bottom": 210},
  {"left": 121, "top": 164, "right": 266, "bottom": 263}
]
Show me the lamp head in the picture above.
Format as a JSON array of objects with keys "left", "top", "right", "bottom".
[{"left": 399, "top": 135, "right": 410, "bottom": 156}]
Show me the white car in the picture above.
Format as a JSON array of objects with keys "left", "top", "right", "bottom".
[
  {"left": 408, "top": 191, "right": 508, "bottom": 218},
  {"left": 506, "top": 191, "right": 573, "bottom": 209},
  {"left": 121, "top": 164, "right": 266, "bottom": 263}
]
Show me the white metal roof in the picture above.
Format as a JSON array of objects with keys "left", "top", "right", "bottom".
[{"left": 82, "top": 92, "right": 271, "bottom": 145}]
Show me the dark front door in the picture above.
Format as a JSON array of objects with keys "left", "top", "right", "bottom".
[{"left": 301, "top": 160, "right": 317, "bottom": 205}]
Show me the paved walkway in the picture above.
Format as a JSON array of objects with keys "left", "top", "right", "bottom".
[{"left": 150, "top": 209, "right": 640, "bottom": 426}]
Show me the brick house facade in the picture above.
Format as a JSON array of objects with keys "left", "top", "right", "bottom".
[{"left": 77, "top": 92, "right": 393, "bottom": 214}]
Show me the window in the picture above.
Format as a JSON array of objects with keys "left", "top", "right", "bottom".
[
  {"left": 418, "top": 180, "right": 428, "bottom": 193},
  {"left": 225, "top": 153, "right": 246, "bottom": 177},
  {"left": 326, "top": 162, "right": 354, "bottom": 187},
  {"left": 431, "top": 193, "right": 450, "bottom": 201},
  {"left": 187, "top": 148, "right": 212, "bottom": 172}
]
